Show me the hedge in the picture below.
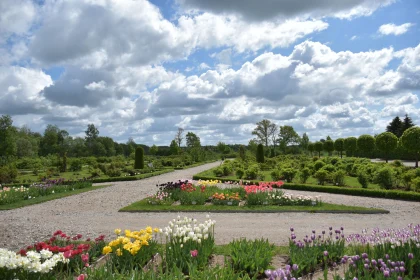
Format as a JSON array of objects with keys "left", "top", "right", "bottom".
[
  {"left": 91, "top": 169, "right": 174, "bottom": 183},
  {"left": 192, "top": 174, "right": 420, "bottom": 202}
]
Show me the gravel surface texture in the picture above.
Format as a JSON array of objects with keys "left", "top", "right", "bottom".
[{"left": 1, "top": 161, "right": 419, "bottom": 251}]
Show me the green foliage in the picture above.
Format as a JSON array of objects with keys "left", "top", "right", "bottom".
[
  {"left": 357, "top": 134, "right": 376, "bottom": 158},
  {"left": 314, "top": 169, "right": 328, "bottom": 185},
  {"left": 357, "top": 172, "right": 369, "bottom": 188},
  {"left": 334, "top": 138, "right": 345, "bottom": 158},
  {"left": 412, "top": 177, "right": 420, "bottom": 192},
  {"left": 299, "top": 167, "right": 311, "bottom": 183},
  {"left": 314, "top": 141, "right": 323, "bottom": 157},
  {"left": 282, "top": 168, "right": 297, "bottom": 182},
  {"left": 229, "top": 238, "right": 274, "bottom": 277},
  {"left": 401, "top": 126, "right": 420, "bottom": 167},
  {"left": 270, "top": 169, "right": 281, "bottom": 181},
  {"left": 244, "top": 164, "right": 260, "bottom": 180},
  {"left": 332, "top": 170, "right": 346, "bottom": 186},
  {"left": 256, "top": 144, "right": 264, "bottom": 163},
  {"left": 246, "top": 191, "right": 270, "bottom": 206},
  {"left": 235, "top": 168, "right": 244, "bottom": 179},
  {"left": 313, "top": 160, "right": 325, "bottom": 172},
  {"left": 323, "top": 139, "right": 334, "bottom": 155},
  {"left": 376, "top": 132, "right": 398, "bottom": 162},
  {"left": 238, "top": 145, "right": 246, "bottom": 161},
  {"left": 0, "top": 164, "right": 18, "bottom": 184},
  {"left": 69, "top": 158, "right": 82, "bottom": 171},
  {"left": 344, "top": 137, "right": 357, "bottom": 157},
  {"left": 374, "top": 167, "right": 395, "bottom": 190},
  {"left": 134, "top": 147, "right": 144, "bottom": 169},
  {"left": 252, "top": 119, "right": 276, "bottom": 147}
]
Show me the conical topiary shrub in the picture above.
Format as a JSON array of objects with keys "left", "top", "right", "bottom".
[
  {"left": 256, "top": 144, "right": 264, "bottom": 163},
  {"left": 134, "top": 147, "right": 144, "bottom": 169}
]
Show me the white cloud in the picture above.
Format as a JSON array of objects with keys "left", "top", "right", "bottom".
[
  {"left": 378, "top": 23, "right": 413, "bottom": 36},
  {"left": 350, "top": 35, "right": 358, "bottom": 40}
]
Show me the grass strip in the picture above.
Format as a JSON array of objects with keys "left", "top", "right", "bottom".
[
  {"left": 0, "top": 184, "right": 112, "bottom": 210},
  {"left": 119, "top": 199, "right": 388, "bottom": 214}
]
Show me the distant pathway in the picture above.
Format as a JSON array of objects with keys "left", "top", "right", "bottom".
[{"left": 0, "top": 161, "right": 419, "bottom": 251}]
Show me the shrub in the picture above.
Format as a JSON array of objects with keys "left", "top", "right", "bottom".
[
  {"left": 222, "top": 164, "right": 233, "bottom": 176},
  {"left": 313, "top": 160, "right": 325, "bottom": 172},
  {"left": 244, "top": 165, "right": 259, "bottom": 180},
  {"left": 69, "top": 159, "right": 82, "bottom": 172},
  {"left": 270, "top": 170, "right": 281, "bottom": 181},
  {"left": 357, "top": 172, "right": 369, "bottom": 189},
  {"left": 412, "top": 177, "right": 420, "bottom": 192},
  {"left": 314, "top": 169, "right": 328, "bottom": 185},
  {"left": 213, "top": 167, "right": 224, "bottom": 177},
  {"left": 402, "top": 170, "right": 416, "bottom": 190},
  {"left": 233, "top": 168, "right": 243, "bottom": 179},
  {"left": 299, "top": 167, "right": 311, "bottom": 184},
  {"left": 281, "top": 168, "right": 297, "bottom": 183},
  {"left": 256, "top": 144, "right": 264, "bottom": 163},
  {"left": 134, "top": 147, "right": 144, "bottom": 169},
  {"left": 332, "top": 170, "right": 346, "bottom": 186},
  {"left": 374, "top": 167, "right": 394, "bottom": 190},
  {"left": 0, "top": 165, "right": 18, "bottom": 184},
  {"left": 322, "top": 164, "right": 336, "bottom": 173},
  {"left": 106, "top": 167, "right": 122, "bottom": 177}
]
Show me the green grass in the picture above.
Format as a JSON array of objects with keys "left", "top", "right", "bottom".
[
  {"left": 0, "top": 184, "right": 112, "bottom": 210},
  {"left": 119, "top": 198, "right": 388, "bottom": 214},
  {"left": 213, "top": 244, "right": 289, "bottom": 256}
]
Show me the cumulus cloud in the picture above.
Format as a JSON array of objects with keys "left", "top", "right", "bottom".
[
  {"left": 178, "top": 0, "right": 394, "bottom": 21},
  {"left": 378, "top": 23, "right": 413, "bottom": 36}
]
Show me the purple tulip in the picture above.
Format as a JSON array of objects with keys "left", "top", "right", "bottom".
[
  {"left": 323, "top": 251, "right": 328, "bottom": 256},
  {"left": 408, "top": 253, "right": 414, "bottom": 259}
]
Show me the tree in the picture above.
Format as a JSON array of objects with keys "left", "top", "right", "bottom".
[
  {"left": 400, "top": 126, "right": 420, "bottom": 168},
  {"left": 40, "top": 124, "right": 61, "bottom": 156},
  {"left": 150, "top": 144, "right": 159, "bottom": 156},
  {"left": 175, "top": 127, "right": 184, "bottom": 148},
  {"left": 169, "top": 140, "right": 180, "bottom": 155},
  {"left": 217, "top": 142, "right": 228, "bottom": 154},
  {"left": 256, "top": 144, "right": 264, "bottom": 163},
  {"left": 324, "top": 139, "right": 334, "bottom": 156},
  {"left": 402, "top": 114, "right": 415, "bottom": 133},
  {"left": 186, "top": 132, "right": 201, "bottom": 148},
  {"left": 278, "top": 125, "right": 300, "bottom": 153},
  {"left": 357, "top": 134, "right": 376, "bottom": 158},
  {"left": 376, "top": 132, "right": 398, "bottom": 163},
  {"left": 308, "top": 142, "right": 315, "bottom": 156},
  {"left": 252, "top": 119, "right": 276, "bottom": 147},
  {"left": 300, "top": 133, "right": 310, "bottom": 152},
  {"left": 344, "top": 137, "right": 357, "bottom": 157},
  {"left": 334, "top": 138, "right": 345, "bottom": 158},
  {"left": 314, "top": 141, "right": 323, "bottom": 157},
  {"left": 0, "top": 115, "right": 17, "bottom": 162},
  {"left": 134, "top": 147, "right": 144, "bottom": 169},
  {"left": 85, "top": 124, "right": 99, "bottom": 152},
  {"left": 269, "top": 125, "right": 279, "bottom": 156},
  {"left": 386, "top": 116, "right": 403, "bottom": 138},
  {"left": 248, "top": 139, "right": 258, "bottom": 154},
  {"left": 239, "top": 145, "right": 246, "bottom": 161}
]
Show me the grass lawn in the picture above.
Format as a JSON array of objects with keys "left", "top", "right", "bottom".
[
  {"left": 0, "top": 184, "right": 112, "bottom": 210},
  {"left": 119, "top": 198, "right": 388, "bottom": 214}
]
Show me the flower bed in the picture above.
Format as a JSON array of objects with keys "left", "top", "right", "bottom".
[{"left": 0, "top": 218, "right": 419, "bottom": 279}]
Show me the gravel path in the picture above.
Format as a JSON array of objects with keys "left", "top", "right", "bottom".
[{"left": 1, "top": 161, "right": 419, "bottom": 251}]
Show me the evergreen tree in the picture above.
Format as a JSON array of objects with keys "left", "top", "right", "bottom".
[
  {"left": 386, "top": 116, "right": 403, "bottom": 138},
  {"left": 402, "top": 114, "right": 415, "bottom": 133},
  {"left": 256, "top": 144, "right": 264, "bottom": 163},
  {"left": 134, "top": 147, "right": 144, "bottom": 169}
]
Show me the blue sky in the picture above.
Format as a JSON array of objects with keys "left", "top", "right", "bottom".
[{"left": 0, "top": 0, "right": 419, "bottom": 146}]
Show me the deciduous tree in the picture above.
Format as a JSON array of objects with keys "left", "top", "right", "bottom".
[
  {"left": 401, "top": 126, "right": 420, "bottom": 168},
  {"left": 334, "top": 138, "right": 345, "bottom": 158},
  {"left": 344, "top": 137, "right": 357, "bottom": 157},
  {"left": 376, "top": 132, "right": 398, "bottom": 163},
  {"left": 357, "top": 134, "right": 375, "bottom": 158},
  {"left": 252, "top": 119, "right": 276, "bottom": 148}
]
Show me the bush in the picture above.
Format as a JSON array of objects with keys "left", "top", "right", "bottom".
[
  {"left": 69, "top": 159, "right": 83, "bottom": 172},
  {"left": 236, "top": 168, "right": 244, "bottom": 179},
  {"left": 412, "top": 177, "right": 420, "bottom": 192},
  {"left": 374, "top": 167, "right": 394, "bottom": 190},
  {"left": 314, "top": 169, "right": 328, "bottom": 185},
  {"left": 281, "top": 168, "right": 297, "bottom": 182},
  {"left": 0, "top": 165, "right": 18, "bottom": 184},
  {"left": 402, "top": 170, "right": 416, "bottom": 190},
  {"left": 213, "top": 167, "right": 224, "bottom": 177},
  {"left": 299, "top": 167, "right": 311, "bottom": 184},
  {"left": 244, "top": 165, "right": 259, "bottom": 180},
  {"left": 313, "top": 160, "right": 325, "bottom": 172},
  {"left": 134, "top": 147, "right": 144, "bottom": 169},
  {"left": 270, "top": 170, "right": 281, "bottom": 181},
  {"left": 322, "top": 164, "right": 336, "bottom": 173},
  {"left": 332, "top": 170, "right": 346, "bottom": 186},
  {"left": 222, "top": 164, "right": 233, "bottom": 176},
  {"left": 106, "top": 167, "right": 122, "bottom": 177},
  {"left": 357, "top": 172, "right": 369, "bottom": 189}
]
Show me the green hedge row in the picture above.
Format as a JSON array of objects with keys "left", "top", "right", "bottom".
[
  {"left": 91, "top": 169, "right": 174, "bottom": 183},
  {"left": 174, "top": 160, "right": 218, "bottom": 170},
  {"left": 282, "top": 183, "right": 420, "bottom": 202},
  {"left": 192, "top": 174, "right": 420, "bottom": 202}
]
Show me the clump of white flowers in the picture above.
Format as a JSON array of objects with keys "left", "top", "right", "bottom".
[
  {"left": 0, "top": 248, "right": 68, "bottom": 274},
  {"left": 163, "top": 215, "right": 216, "bottom": 245}
]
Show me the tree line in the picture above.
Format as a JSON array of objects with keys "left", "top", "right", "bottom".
[{"left": 250, "top": 115, "right": 420, "bottom": 167}]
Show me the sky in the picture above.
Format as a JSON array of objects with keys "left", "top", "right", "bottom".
[{"left": 0, "top": 0, "right": 419, "bottom": 146}]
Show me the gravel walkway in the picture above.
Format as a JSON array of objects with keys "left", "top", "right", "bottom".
[{"left": 1, "top": 161, "right": 419, "bottom": 251}]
